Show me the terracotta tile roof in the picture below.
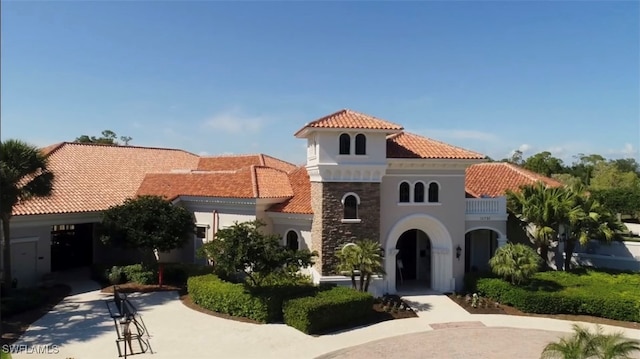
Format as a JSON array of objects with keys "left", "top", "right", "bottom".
[
  {"left": 13, "top": 143, "right": 200, "bottom": 216},
  {"left": 137, "top": 166, "right": 293, "bottom": 200},
  {"left": 197, "top": 154, "right": 297, "bottom": 173},
  {"left": 295, "top": 109, "right": 404, "bottom": 136},
  {"left": 253, "top": 167, "right": 294, "bottom": 198},
  {"left": 387, "top": 132, "right": 487, "bottom": 160},
  {"left": 267, "top": 166, "right": 313, "bottom": 214},
  {"left": 465, "top": 162, "right": 564, "bottom": 198}
]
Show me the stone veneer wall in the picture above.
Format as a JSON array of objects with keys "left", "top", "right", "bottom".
[{"left": 310, "top": 181, "right": 381, "bottom": 275}]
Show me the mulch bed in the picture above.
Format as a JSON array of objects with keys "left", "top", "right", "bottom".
[
  {"left": 179, "top": 292, "right": 418, "bottom": 333},
  {"left": 448, "top": 294, "right": 640, "bottom": 330},
  {"left": 1, "top": 284, "right": 71, "bottom": 345},
  {"left": 100, "top": 282, "right": 182, "bottom": 294}
]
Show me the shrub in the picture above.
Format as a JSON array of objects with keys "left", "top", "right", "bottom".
[
  {"left": 0, "top": 288, "right": 46, "bottom": 317},
  {"left": 121, "top": 264, "right": 156, "bottom": 285},
  {"left": 187, "top": 275, "right": 270, "bottom": 322},
  {"left": 489, "top": 243, "right": 540, "bottom": 284},
  {"left": 476, "top": 277, "right": 640, "bottom": 322},
  {"left": 108, "top": 266, "right": 124, "bottom": 285},
  {"left": 161, "top": 263, "right": 212, "bottom": 285},
  {"left": 283, "top": 286, "right": 374, "bottom": 334}
]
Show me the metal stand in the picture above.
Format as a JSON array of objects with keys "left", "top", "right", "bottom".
[{"left": 106, "top": 286, "right": 153, "bottom": 358}]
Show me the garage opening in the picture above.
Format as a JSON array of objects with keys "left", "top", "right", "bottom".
[{"left": 51, "top": 223, "right": 94, "bottom": 271}]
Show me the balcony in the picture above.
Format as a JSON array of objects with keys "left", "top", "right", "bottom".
[{"left": 465, "top": 197, "right": 508, "bottom": 221}]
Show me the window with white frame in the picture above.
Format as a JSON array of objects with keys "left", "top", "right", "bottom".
[
  {"left": 339, "top": 133, "right": 351, "bottom": 155},
  {"left": 399, "top": 182, "right": 410, "bottom": 203},
  {"left": 195, "top": 226, "right": 207, "bottom": 239},
  {"left": 355, "top": 134, "right": 366, "bottom": 155},
  {"left": 285, "top": 230, "right": 299, "bottom": 251},
  {"left": 428, "top": 182, "right": 440, "bottom": 203},
  {"left": 414, "top": 182, "right": 425, "bottom": 203},
  {"left": 342, "top": 193, "right": 360, "bottom": 220}
]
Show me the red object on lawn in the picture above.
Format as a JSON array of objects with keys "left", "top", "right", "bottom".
[{"left": 158, "top": 263, "right": 164, "bottom": 287}]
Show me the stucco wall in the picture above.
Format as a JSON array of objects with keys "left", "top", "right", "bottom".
[
  {"left": 8, "top": 225, "right": 51, "bottom": 287},
  {"left": 380, "top": 171, "right": 467, "bottom": 289}
]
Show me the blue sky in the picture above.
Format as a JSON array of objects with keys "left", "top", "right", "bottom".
[{"left": 2, "top": 1, "right": 638, "bottom": 165}]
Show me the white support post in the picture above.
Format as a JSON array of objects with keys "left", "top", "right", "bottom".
[{"left": 497, "top": 236, "right": 508, "bottom": 248}]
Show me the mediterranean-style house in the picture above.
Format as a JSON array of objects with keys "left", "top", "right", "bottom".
[{"left": 6, "top": 109, "right": 563, "bottom": 293}]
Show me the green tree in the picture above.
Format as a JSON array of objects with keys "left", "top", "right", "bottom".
[
  {"left": 610, "top": 158, "right": 640, "bottom": 176},
  {"left": 198, "top": 220, "right": 316, "bottom": 286},
  {"left": 561, "top": 184, "right": 625, "bottom": 271},
  {"left": 507, "top": 182, "right": 569, "bottom": 266},
  {"left": 591, "top": 187, "right": 640, "bottom": 219},
  {"left": 336, "top": 239, "right": 385, "bottom": 292},
  {"left": 489, "top": 243, "right": 540, "bottom": 285},
  {"left": 590, "top": 162, "right": 639, "bottom": 190},
  {"left": 568, "top": 154, "right": 606, "bottom": 186},
  {"left": 74, "top": 130, "right": 130, "bottom": 145},
  {"left": 541, "top": 324, "right": 640, "bottom": 359},
  {"left": 0, "top": 140, "right": 54, "bottom": 289},
  {"left": 100, "top": 195, "right": 195, "bottom": 266},
  {"left": 502, "top": 149, "right": 524, "bottom": 165},
  {"left": 523, "top": 151, "right": 565, "bottom": 177},
  {"left": 552, "top": 173, "right": 585, "bottom": 188}
]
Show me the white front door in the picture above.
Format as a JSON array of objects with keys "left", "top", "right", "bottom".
[{"left": 11, "top": 240, "right": 38, "bottom": 288}]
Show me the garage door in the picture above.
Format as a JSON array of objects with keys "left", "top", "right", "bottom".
[{"left": 11, "top": 240, "right": 38, "bottom": 288}]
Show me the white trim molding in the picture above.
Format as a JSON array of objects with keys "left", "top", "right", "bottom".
[
  {"left": 306, "top": 164, "right": 387, "bottom": 182},
  {"left": 387, "top": 158, "right": 485, "bottom": 170}
]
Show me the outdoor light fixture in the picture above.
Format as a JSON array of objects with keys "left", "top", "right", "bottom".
[{"left": 456, "top": 245, "right": 462, "bottom": 260}]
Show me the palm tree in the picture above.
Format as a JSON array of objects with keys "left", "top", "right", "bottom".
[
  {"left": 561, "top": 184, "right": 625, "bottom": 271},
  {"left": 507, "top": 182, "right": 568, "bottom": 266},
  {"left": 489, "top": 243, "right": 541, "bottom": 285},
  {"left": 541, "top": 324, "right": 640, "bottom": 359},
  {"left": 1, "top": 139, "right": 54, "bottom": 290},
  {"left": 336, "top": 239, "right": 385, "bottom": 292}
]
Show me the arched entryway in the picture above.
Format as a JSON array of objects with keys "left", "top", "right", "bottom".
[
  {"left": 464, "top": 228, "right": 505, "bottom": 273},
  {"left": 385, "top": 214, "right": 454, "bottom": 293},
  {"left": 396, "top": 229, "right": 431, "bottom": 290}
]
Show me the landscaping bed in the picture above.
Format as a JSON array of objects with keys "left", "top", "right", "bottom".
[
  {"left": 464, "top": 269, "right": 640, "bottom": 326},
  {"left": 185, "top": 274, "right": 417, "bottom": 334},
  {"left": 1, "top": 284, "right": 71, "bottom": 345},
  {"left": 448, "top": 293, "right": 640, "bottom": 330}
]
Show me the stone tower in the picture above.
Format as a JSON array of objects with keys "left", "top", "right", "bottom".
[{"left": 294, "top": 109, "right": 404, "bottom": 275}]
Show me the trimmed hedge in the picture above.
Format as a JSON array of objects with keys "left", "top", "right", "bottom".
[
  {"left": 474, "top": 277, "right": 640, "bottom": 322},
  {"left": 92, "top": 262, "right": 213, "bottom": 286},
  {"left": 187, "top": 274, "right": 320, "bottom": 323},
  {"left": 283, "top": 286, "right": 374, "bottom": 334}
]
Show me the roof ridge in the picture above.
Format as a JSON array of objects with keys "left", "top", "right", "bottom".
[
  {"left": 40, "top": 142, "right": 66, "bottom": 157},
  {"left": 258, "top": 154, "right": 266, "bottom": 166},
  {"left": 399, "top": 131, "right": 487, "bottom": 158},
  {"left": 250, "top": 165, "right": 259, "bottom": 197},
  {"left": 64, "top": 141, "right": 197, "bottom": 155},
  {"left": 199, "top": 153, "right": 261, "bottom": 159},
  {"left": 505, "top": 163, "right": 550, "bottom": 183}
]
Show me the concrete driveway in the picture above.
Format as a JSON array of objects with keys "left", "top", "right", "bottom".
[{"left": 9, "top": 281, "right": 640, "bottom": 359}]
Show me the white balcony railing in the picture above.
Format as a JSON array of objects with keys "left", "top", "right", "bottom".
[{"left": 465, "top": 197, "right": 507, "bottom": 215}]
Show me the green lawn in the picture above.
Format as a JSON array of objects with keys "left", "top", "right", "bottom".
[
  {"left": 532, "top": 269, "right": 640, "bottom": 301},
  {"left": 473, "top": 269, "right": 640, "bottom": 322},
  {"left": 1, "top": 351, "right": 12, "bottom": 359}
]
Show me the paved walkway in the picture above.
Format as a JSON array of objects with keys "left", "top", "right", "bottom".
[{"left": 9, "top": 280, "right": 640, "bottom": 359}]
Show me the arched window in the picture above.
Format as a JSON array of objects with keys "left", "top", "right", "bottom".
[
  {"left": 399, "top": 182, "right": 410, "bottom": 203},
  {"left": 428, "top": 182, "right": 439, "bottom": 203},
  {"left": 339, "top": 134, "right": 351, "bottom": 155},
  {"left": 343, "top": 194, "right": 359, "bottom": 219},
  {"left": 355, "top": 134, "right": 366, "bottom": 155},
  {"left": 414, "top": 182, "right": 425, "bottom": 203},
  {"left": 286, "top": 230, "right": 299, "bottom": 251}
]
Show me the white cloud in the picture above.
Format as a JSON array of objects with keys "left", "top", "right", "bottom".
[
  {"left": 204, "top": 108, "right": 266, "bottom": 134},
  {"left": 517, "top": 144, "right": 533, "bottom": 153},
  {"left": 418, "top": 129, "right": 498, "bottom": 142},
  {"left": 198, "top": 151, "right": 210, "bottom": 156},
  {"left": 607, "top": 143, "right": 638, "bottom": 158}
]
